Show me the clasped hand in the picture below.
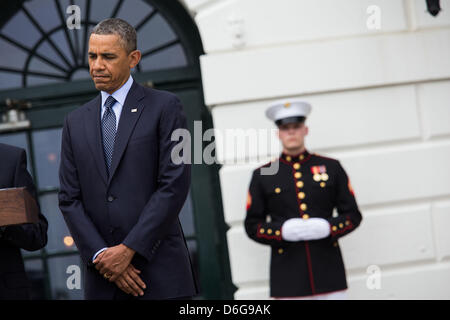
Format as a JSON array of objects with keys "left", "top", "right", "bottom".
[
  {"left": 93, "top": 243, "right": 146, "bottom": 297},
  {"left": 281, "top": 217, "right": 331, "bottom": 241}
]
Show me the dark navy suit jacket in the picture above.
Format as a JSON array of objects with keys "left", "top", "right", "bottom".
[
  {"left": 0, "top": 143, "right": 48, "bottom": 299},
  {"left": 58, "top": 80, "right": 197, "bottom": 300}
]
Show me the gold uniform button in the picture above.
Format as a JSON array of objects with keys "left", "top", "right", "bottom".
[
  {"left": 297, "top": 181, "right": 304, "bottom": 188},
  {"left": 286, "top": 156, "right": 292, "bottom": 162},
  {"left": 300, "top": 155, "right": 305, "bottom": 160},
  {"left": 294, "top": 172, "right": 302, "bottom": 179},
  {"left": 339, "top": 223, "right": 344, "bottom": 229},
  {"left": 320, "top": 182, "right": 326, "bottom": 188},
  {"left": 275, "top": 187, "right": 281, "bottom": 194},
  {"left": 275, "top": 230, "right": 280, "bottom": 236},
  {"left": 267, "top": 229, "right": 273, "bottom": 234},
  {"left": 298, "top": 192, "right": 305, "bottom": 199},
  {"left": 278, "top": 248, "right": 284, "bottom": 254},
  {"left": 345, "top": 221, "right": 350, "bottom": 226},
  {"left": 333, "top": 242, "right": 338, "bottom": 247},
  {"left": 293, "top": 163, "right": 300, "bottom": 170},
  {"left": 260, "top": 228, "right": 265, "bottom": 234},
  {"left": 300, "top": 203, "right": 307, "bottom": 211},
  {"left": 302, "top": 214, "right": 309, "bottom": 220},
  {"left": 332, "top": 226, "right": 337, "bottom": 231}
]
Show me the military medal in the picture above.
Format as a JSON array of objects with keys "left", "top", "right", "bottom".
[
  {"left": 311, "top": 165, "right": 328, "bottom": 183},
  {"left": 311, "top": 166, "right": 321, "bottom": 181}
]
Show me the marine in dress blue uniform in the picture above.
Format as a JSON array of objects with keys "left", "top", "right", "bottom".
[{"left": 244, "top": 101, "right": 362, "bottom": 298}]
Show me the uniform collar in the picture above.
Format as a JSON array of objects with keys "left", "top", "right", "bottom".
[{"left": 280, "top": 149, "right": 310, "bottom": 163}]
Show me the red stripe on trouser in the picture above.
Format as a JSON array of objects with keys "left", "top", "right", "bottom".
[{"left": 304, "top": 241, "right": 315, "bottom": 294}]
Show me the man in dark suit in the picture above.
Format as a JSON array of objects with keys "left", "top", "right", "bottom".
[
  {"left": 0, "top": 143, "right": 48, "bottom": 299},
  {"left": 58, "top": 18, "right": 197, "bottom": 300}
]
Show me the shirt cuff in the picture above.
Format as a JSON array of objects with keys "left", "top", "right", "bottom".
[{"left": 92, "top": 247, "right": 108, "bottom": 262}]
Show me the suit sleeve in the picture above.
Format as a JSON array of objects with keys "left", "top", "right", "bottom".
[
  {"left": 58, "top": 116, "right": 108, "bottom": 265},
  {"left": 327, "top": 161, "right": 363, "bottom": 241},
  {"left": 2, "top": 149, "right": 48, "bottom": 251},
  {"left": 122, "top": 96, "right": 191, "bottom": 261},
  {"left": 244, "top": 170, "right": 285, "bottom": 246}
]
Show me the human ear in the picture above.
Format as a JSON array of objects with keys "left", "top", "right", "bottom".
[{"left": 128, "top": 50, "right": 141, "bottom": 69}]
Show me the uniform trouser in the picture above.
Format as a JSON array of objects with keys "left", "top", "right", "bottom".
[{"left": 273, "top": 290, "right": 347, "bottom": 300}]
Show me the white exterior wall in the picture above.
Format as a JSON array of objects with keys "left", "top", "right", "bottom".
[{"left": 181, "top": 0, "right": 450, "bottom": 299}]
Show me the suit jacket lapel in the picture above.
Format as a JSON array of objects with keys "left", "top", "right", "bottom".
[
  {"left": 84, "top": 95, "right": 108, "bottom": 186},
  {"left": 108, "top": 81, "right": 145, "bottom": 185}
]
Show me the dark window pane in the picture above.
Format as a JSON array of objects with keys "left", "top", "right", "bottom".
[
  {"left": 36, "top": 42, "right": 72, "bottom": 72},
  {"left": 62, "top": 0, "right": 87, "bottom": 57},
  {"left": 29, "top": 56, "right": 67, "bottom": 77},
  {"left": 23, "top": 0, "right": 61, "bottom": 33},
  {"left": 139, "top": 44, "right": 187, "bottom": 72},
  {"left": 67, "top": 23, "right": 87, "bottom": 67},
  {"left": 116, "top": 0, "right": 153, "bottom": 25},
  {"left": 24, "top": 258, "right": 47, "bottom": 299},
  {"left": 0, "top": 38, "right": 28, "bottom": 69},
  {"left": 50, "top": 29, "right": 76, "bottom": 66},
  {"left": 39, "top": 193, "right": 78, "bottom": 254},
  {"left": 137, "top": 13, "right": 176, "bottom": 53},
  {"left": 0, "top": 72, "right": 22, "bottom": 90},
  {"left": 0, "top": 132, "right": 32, "bottom": 174},
  {"left": 0, "top": 37, "right": 27, "bottom": 88},
  {"left": 2, "top": 11, "right": 41, "bottom": 48},
  {"left": 60, "top": 0, "right": 85, "bottom": 15},
  {"left": 31, "top": 128, "right": 62, "bottom": 190},
  {"left": 47, "top": 255, "right": 83, "bottom": 300},
  {"left": 90, "top": 0, "right": 118, "bottom": 22}
]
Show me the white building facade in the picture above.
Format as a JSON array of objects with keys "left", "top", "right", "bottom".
[{"left": 182, "top": 0, "right": 450, "bottom": 299}]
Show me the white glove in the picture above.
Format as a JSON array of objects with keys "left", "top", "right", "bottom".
[{"left": 281, "top": 218, "right": 331, "bottom": 241}]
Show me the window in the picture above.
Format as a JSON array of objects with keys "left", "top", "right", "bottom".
[{"left": 0, "top": 0, "right": 188, "bottom": 90}]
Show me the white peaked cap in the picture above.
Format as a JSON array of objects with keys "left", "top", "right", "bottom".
[{"left": 265, "top": 100, "right": 312, "bottom": 125}]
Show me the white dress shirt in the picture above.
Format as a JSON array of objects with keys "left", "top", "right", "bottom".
[
  {"left": 100, "top": 74, "right": 134, "bottom": 130},
  {"left": 93, "top": 75, "right": 134, "bottom": 262}
]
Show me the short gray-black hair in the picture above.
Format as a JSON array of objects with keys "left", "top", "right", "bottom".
[{"left": 91, "top": 18, "right": 137, "bottom": 53}]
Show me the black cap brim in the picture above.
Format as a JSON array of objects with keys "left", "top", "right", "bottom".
[{"left": 275, "top": 116, "right": 306, "bottom": 126}]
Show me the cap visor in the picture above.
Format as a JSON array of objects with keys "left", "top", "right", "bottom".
[{"left": 275, "top": 116, "right": 305, "bottom": 126}]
